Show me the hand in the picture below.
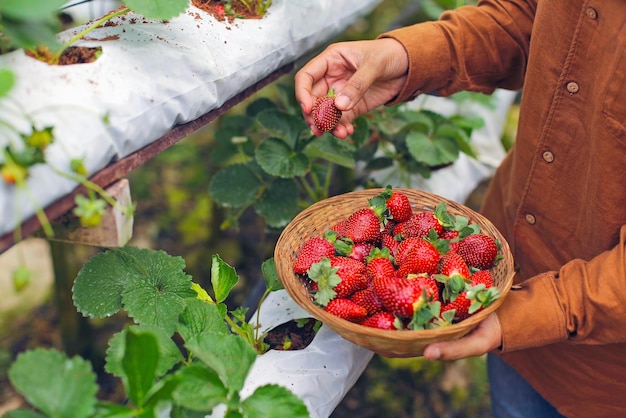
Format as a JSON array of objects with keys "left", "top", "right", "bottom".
[
  {"left": 294, "top": 38, "right": 409, "bottom": 138},
  {"left": 422, "top": 313, "right": 503, "bottom": 361}
]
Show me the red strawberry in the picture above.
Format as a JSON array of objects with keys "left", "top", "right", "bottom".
[
  {"left": 381, "top": 234, "right": 400, "bottom": 256},
  {"left": 340, "top": 207, "right": 382, "bottom": 244},
  {"left": 350, "top": 287, "right": 384, "bottom": 315},
  {"left": 457, "top": 233, "right": 499, "bottom": 270},
  {"left": 373, "top": 275, "right": 436, "bottom": 319},
  {"left": 312, "top": 88, "right": 342, "bottom": 132},
  {"left": 329, "top": 255, "right": 369, "bottom": 298},
  {"left": 399, "top": 211, "right": 443, "bottom": 239},
  {"left": 441, "top": 283, "right": 501, "bottom": 321},
  {"left": 439, "top": 251, "right": 470, "bottom": 279},
  {"left": 408, "top": 273, "right": 440, "bottom": 303},
  {"left": 365, "top": 248, "right": 396, "bottom": 280},
  {"left": 396, "top": 239, "right": 440, "bottom": 277},
  {"left": 386, "top": 190, "right": 412, "bottom": 222},
  {"left": 469, "top": 269, "right": 494, "bottom": 288},
  {"left": 334, "top": 239, "right": 374, "bottom": 263},
  {"left": 293, "top": 236, "right": 335, "bottom": 275},
  {"left": 325, "top": 298, "right": 368, "bottom": 322},
  {"left": 361, "top": 312, "right": 398, "bottom": 330}
]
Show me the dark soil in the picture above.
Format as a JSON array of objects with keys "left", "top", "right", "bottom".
[
  {"left": 192, "top": 0, "right": 265, "bottom": 22},
  {"left": 264, "top": 318, "right": 319, "bottom": 350}
]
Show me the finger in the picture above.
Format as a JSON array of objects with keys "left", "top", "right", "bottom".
[{"left": 294, "top": 60, "right": 330, "bottom": 114}]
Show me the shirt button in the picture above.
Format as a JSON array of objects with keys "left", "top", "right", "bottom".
[
  {"left": 585, "top": 7, "right": 598, "bottom": 19},
  {"left": 542, "top": 151, "right": 555, "bottom": 163},
  {"left": 566, "top": 82, "right": 579, "bottom": 94},
  {"left": 525, "top": 213, "right": 536, "bottom": 225}
]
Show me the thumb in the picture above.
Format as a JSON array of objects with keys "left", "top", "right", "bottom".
[{"left": 335, "top": 68, "right": 377, "bottom": 111}]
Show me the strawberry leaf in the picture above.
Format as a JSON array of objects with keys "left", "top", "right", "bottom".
[
  {"left": 255, "top": 137, "right": 309, "bottom": 177},
  {"left": 303, "top": 135, "right": 356, "bottom": 168},
  {"left": 209, "top": 163, "right": 263, "bottom": 207},
  {"left": 124, "top": 0, "right": 188, "bottom": 20},
  {"left": 172, "top": 362, "right": 227, "bottom": 412},
  {"left": 307, "top": 258, "right": 340, "bottom": 306},
  {"left": 240, "top": 384, "right": 310, "bottom": 418},
  {"left": 253, "top": 178, "right": 299, "bottom": 228},
  {"left": 8, "top": 348, "right": 98, "bottom": 418}
]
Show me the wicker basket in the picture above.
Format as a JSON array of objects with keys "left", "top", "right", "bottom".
[{"left": 274, "top": 188, "right": 515, "bottom": 357}]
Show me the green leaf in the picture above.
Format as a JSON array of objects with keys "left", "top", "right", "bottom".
[
  {"left": 0, "top": 69, "right": 16, "bottom": 98},
  {"left": 255, "top": 137, "right": 310, "bottom": 178},
  {"left": 208, "top": 164, "right": 262, "bottom": 208},
  {"left": 177, "top": 298, "right": 230, "bottom": 342},
  {"left": 121, "top": 328, "right": 159, "bottom": 407},
  {"left": 256, "top": 109, "right": 307, "bottom": 148},
  {"left": 262, "top": 258, "right": 283, "bottom": 292},
  {"left": 185, "top": 331, "right": 258, "bottom": 392},
  {"left": 210, "top": 254, "right": 239, "bottom": 304},
  {"left": 0, "top": 0, "right": 66, "bottom": 20},
  {"left": 350, "top": 116, "right": 370, "bottom": 149},
  {"left": 240, "top": 384, "right": 309, "bottom": 418},
  {"left": 406, "top": 131, "right": 458, "bottom": 167},
  {"left": 303, "top": 135, "right": 356, "bottom": 168},
  {"left": 246, "top": 97, "right": 277, "bottom": 117},
  {"left": 172, "top": 362, "right": 228, "bottom": 412},
  {"left": 253, "top": 178, "right": 299, "bottom": 228},
  {"left": 95, "top": 247, "right": 195, "bottom": 335},
  {"left": 124, "top": 0, "right": 188, "bottom": 20},
  {"left": 436, "top": 123, "right": 477, "bottom": 158},
  {"left": 0, "top": 15, "right": 61, "bottom": 50},
  {"left": 105, "top": 325, "right": 183, "bottom": 380},
  {"left": 8, "top": 348, "right": 98, "bottom": 418},
  {"left": 92, "top": 402, "right": 136, "bottom": 418}
]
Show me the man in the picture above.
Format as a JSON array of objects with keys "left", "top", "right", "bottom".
[{"left": 294, "top": 1, "right": 626, "bottom": 416}]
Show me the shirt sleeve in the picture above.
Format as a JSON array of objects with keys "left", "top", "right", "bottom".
[
  {"left": 498, "top": 225, "right": 626, "bottom": 351},
  {"left": 379, "top": 0, "right": 536, "bottom": 104}
]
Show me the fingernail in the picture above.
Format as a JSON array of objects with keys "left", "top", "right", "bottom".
[{"left": 335, "top": 94, "right": 350, "bottom": 110}]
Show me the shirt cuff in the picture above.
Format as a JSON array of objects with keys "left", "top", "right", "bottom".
[{"left": 498, "top": 272, "right": 569, "bottom": 352}]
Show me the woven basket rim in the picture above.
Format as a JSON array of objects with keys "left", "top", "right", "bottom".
[{"left": 275, "top": 188, "right": 515, "bottom": 355}]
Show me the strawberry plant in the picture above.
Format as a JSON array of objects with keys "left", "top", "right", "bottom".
[
  {"left": 207, "top": 84, "right": 491, "bottom": 231},
  {"left": 6, "top": 248, "right": 310, "bottom": 418}
]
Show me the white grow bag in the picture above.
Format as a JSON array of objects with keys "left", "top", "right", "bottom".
[{"left": 0, "top": 0, "right": 382, "bottom": 237}]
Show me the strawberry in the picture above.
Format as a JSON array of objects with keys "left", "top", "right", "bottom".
[
  {"left": 441, "top": 283, "right": 501, "bottom": 321},
  {"left": 438, "top": 251, "right": 470, "bottom": 279},
  {"left": 350, "top": 287, "right": 384, "bottom": 315},
  {"left": 334, "top": 239, "right": 374, "bottom": 263},
  {"left": 398, "top": 211, "right": 443, "bottom": 239},
  {"left": 325, "top": 298, "right": 368, "bottom": 322},
  {"left": 469, "top": 269, "right": 494, "bottom": 288},
  {"left": 340, "top": 207, "right": 383, "bottom": 244},
  {"left": 293, "top": 234, "right": 336, "bottom": 275},
  {"left": 361, "top": 312, "right": 398, "bottom": 330},
  {"left": 408, "top": 273, "right": 440, "bottom": 303},
  {"left": 457, "top": 233, "right": 500, "bottom": 270},
  {"left": 312, "top": 88, "right": 342, "bottom": 132},
  {"left": 396, "top": 239, "right": 440, "bottom": 277},
  {"left": 328, "top": 255, "right": 369, "bottom": 298},
  {"left": 373, "top": 275, "right": 436, "bottom": 319},
  {"left": 381, "top": 234, "right": 400, "bottom": 256},
  {"left": 386, "top": 190, "right": 412, "bottom": 222}
]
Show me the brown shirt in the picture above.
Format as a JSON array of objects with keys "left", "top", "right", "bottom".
[{"left": 382, "top": 0, "right": 626, "bottom": 416}]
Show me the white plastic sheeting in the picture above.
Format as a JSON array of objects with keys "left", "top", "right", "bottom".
[{"left": 0, "top": 0, "right": 382, "bottom": 237}]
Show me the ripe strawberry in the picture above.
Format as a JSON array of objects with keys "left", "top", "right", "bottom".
[
  {"left": 340, "top": 207, "right": 382, "bottom": 244},
  {"left": 361, "top": 311, "right": 398, "bottom": 330},
  {"left": 293, "top": 235, "right": 336, "bottom": 275},
  {"left": 441, "top": 283, "right": 501, "bottom": 321},
  {"left": 366, "top": 251, "right": 397, "bottom": 281},
  {"left": 408, "top": 273, "right": 440, "bottom": 303},
  {"left": 386, "top": 190, "right": 412, "bottom": 222},
  {"left": 312, "top": 88, "right": 342, "bottom": 132},
  {"left": 439, "top": 251, "right": 470, "bottom": 279},
  {"left": 469, "top": 269, "right": 494, "bottom": 288},
  {"left": 325, "top": 298, "right": 368, "bottom": 322},
  {"left": 329, "top": 255, "right": 369, "bottom": 298},
  {"left": 334, "top": 239, "right": 373, "bottom": 263},
  {"left": 381, "top": 234, "right": 400, "bottom": 256},
  {"left": 457, "top": 233, "right": 500, "bottom": 270},
  {"left": 373, "top": 275, "right": 437, "bottom": 319},
  {"left": 396, "top": 239, "right": 440, "bottom": 277},
  {"left": 399, "top": 211, "right": 443, "bottom": 239},
  {"left": 350, "top": 287, "right": 384, "bottom": 315}
]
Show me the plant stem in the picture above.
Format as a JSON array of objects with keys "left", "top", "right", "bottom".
[{"left": 52, "top": 6, "right": 131, "bottom": 64}]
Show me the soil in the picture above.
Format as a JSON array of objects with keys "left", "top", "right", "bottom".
[
  {"left": 192, "top": 0, "right": 265, "bottom": 22},
  {"left": 263, "top": 318, "right": 319, "bottom": 350}
]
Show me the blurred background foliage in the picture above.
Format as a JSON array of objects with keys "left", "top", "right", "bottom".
[{"left": 0, "top": 0, "right": 513, "bottom": 416}]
